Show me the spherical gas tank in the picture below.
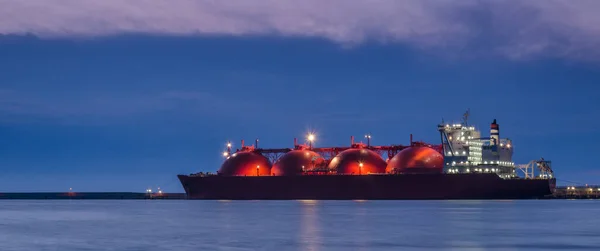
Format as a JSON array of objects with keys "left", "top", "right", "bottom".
[
  {"left": 328, "top": 148, "right": 387, "bottom": 175},
  {"left": 218, "top": 151, "right": 272, "bottom": 176},
  {"left": 271, "top": 150, "right": 324, "bottom": 176},
  {"left": 386, "top": 146, "right": 444, "bottom": 174}
]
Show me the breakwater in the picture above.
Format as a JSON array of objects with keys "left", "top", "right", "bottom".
[{"left": 0, "top": 192, "right": 186, "bottom": 200}]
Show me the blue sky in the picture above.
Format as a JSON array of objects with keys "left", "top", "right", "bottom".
[{"left": 1, "top": 0, "right": 599, "bottom": 191}]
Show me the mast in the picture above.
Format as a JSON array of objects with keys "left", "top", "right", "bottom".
[{"left": 462, "top": 108, "right": 470, "bottom": 126}]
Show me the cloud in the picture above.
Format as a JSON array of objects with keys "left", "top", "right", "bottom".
[{"left": 1, "top": 0, "right": 599, "bottom": 60}]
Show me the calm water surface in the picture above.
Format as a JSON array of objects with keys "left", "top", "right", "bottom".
[{"left": 0, "top": 200, "right": 598, "bottom": 251}]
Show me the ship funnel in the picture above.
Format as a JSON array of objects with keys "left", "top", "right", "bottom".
[{"left": 490, "top": 119, "right": 499, "bottom": 146}]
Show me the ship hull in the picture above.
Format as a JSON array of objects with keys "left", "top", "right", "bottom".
[{"left": 177, "top": 173, "right": 555, "bottom": 200}]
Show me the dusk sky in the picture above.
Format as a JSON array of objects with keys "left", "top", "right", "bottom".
[{"left": 1, "top": 0, "right": 599, "bottom": 192}]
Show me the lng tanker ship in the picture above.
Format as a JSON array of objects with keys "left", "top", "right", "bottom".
[{"left": 178, "top": 112, "right": 556, "bottom": 200}]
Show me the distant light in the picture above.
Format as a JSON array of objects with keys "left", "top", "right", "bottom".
[
  {"left": 507, "top": 144, "right": 511, "bottom": 148},
  {"left": 359, "top": 162, "right": 364, "bottom": 167},
  {"left": 227, "top": 143, "right": 232, "bottom": 148},
  {"left": 222, "top": 152, "right": 229, "bottom": 157},
  {"left": 307, "top": 134, "right": 315, "bottom": 142},
  {"left": 256, "top": 165, "right": 260, "bottom": 169}
]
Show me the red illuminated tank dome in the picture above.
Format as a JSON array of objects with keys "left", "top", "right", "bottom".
[
  {"left": 271, "top": 150, "right": 325, "bottom": 176},
  {"left": 328, "top": 148, "right": 387, "bottom": 174},
  {"left": 386, "top": 146, "right": 444, "bottom": 174},
  {"left": 218, "top": 151, "right": 272, "bottom": 176}
]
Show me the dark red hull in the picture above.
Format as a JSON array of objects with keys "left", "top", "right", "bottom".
[{"left": 177, "top": 173, "right": 555, "bottom": 200}]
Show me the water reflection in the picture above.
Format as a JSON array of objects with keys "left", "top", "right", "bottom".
[
  {"left": 299, "top": 200, "right": 320, "bottom": 251},
  {"left": 354, "top": 201, "right": 368, "bottom": 251},
  {"left": 439, "top": 201, "right": 487, "bottom": 251},
  {"left": 0, "top": 200, "right": 598, "bottom": 251}
]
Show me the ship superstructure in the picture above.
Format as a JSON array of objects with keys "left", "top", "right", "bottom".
[{"left": 438, "top": 110, "right": 518, "bottom": 179}]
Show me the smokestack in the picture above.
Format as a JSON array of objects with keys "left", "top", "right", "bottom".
[
  {"left": 351, "top": 136, "right": 355, "bottom": 146},
  {"left": 294, "top": 138, "right": 298, "bottom": 147},
  {"left": 410, "top": 134, "right": 413, "bottom": 145},
  {"left": 255, "top": 138, "right": 259, "bottom": 149},
  {"left": 241, "top": 139, "right": 245, "bottom": 148},
  {"left": 490, "top": 119, "right": 499, "bottom": 146}
]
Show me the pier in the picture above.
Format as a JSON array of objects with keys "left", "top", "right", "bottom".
[{"left": 546, "top": 186, "right": 600, "bottom": 199}]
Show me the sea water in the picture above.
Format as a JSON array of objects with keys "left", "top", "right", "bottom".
[{"left": 0, "top": 200, "right": 598, "bottom": 251}]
